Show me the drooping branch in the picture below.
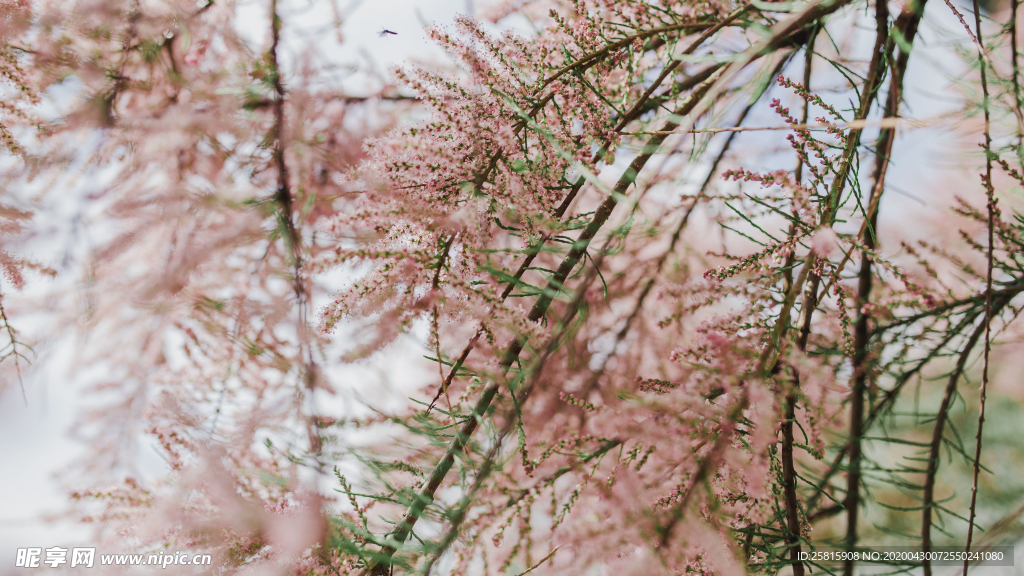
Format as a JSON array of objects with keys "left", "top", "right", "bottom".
[
  {"left": 421, "top": 56, "right": 792, "bottom": 566},
  {"left": 356, "top": 3, "right": 867, "bottom": 573},
  {"left": 426, "top": 62, "right": 728, "bottom": 412},
  {"left": 425, "top": 7, "right": 751, "bottom": 411},
  {"left": 360, "top": 64, "right": 734, "bottom": 576},
  {"left": 429, "top": 6, "right": 826, "bottom": 418}
]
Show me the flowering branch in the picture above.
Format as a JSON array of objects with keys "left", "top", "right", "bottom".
[{"left": 962, "top": 0, "right": 996, "bottom": 572}]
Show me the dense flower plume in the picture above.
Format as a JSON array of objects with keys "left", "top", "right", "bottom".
[{"left": 4, "top": 0, "right": 1024, "bottom": 574}]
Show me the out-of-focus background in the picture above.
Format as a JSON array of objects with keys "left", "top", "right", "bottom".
[{"left": 0, "top": 0, "right": 474, "bottom": 565}]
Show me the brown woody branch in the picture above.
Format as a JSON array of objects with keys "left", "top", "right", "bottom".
[{"left": 960, "top": 0, "right": 995, "bottom": 572}]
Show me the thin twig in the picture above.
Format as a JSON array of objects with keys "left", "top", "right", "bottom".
[
  {"left": 538, "top": 20, "right": 719, "bottom": 92},
  {"left": 844, "top": 1, "right": 891, "bottom": 572},
  {"left": 962, "top": 0, "right": 995, "bottom": 571},
  {"left": 0, "top": 291, "right": 26, "bottom": 402},
  {"left": 513, "top": 545, "right": 561, "bottom": 576},
  {"left": 626, "top": 116, "right": 933, "bottom": 135},
  {"left": 922, "top": 301, "right": 1007, "bottom": 576}
]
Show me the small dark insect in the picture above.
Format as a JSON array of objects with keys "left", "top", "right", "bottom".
[{"left": 378, "top": 27, "right": 398, "bottom": 37}]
